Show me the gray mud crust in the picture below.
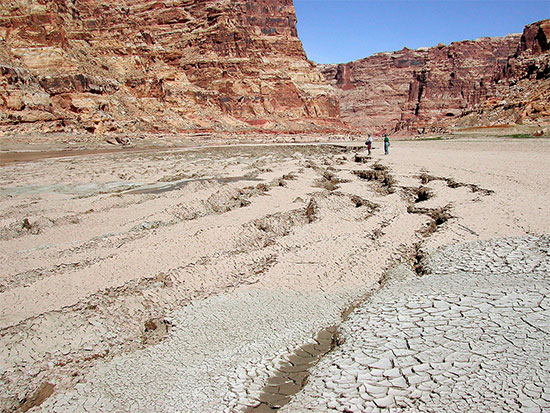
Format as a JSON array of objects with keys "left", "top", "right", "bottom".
[
  {"left": 35, "top": 289, "right": 350, "bottom": 412},
  {"left": 283, "top": 235, "right": 550, "bottom": 412}
]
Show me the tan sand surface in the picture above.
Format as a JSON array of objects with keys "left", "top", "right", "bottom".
[{"left": 0, "top": 137, "right": 548, "bottom": 411}]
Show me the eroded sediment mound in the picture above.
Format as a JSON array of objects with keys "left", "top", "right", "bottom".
[{"left": 2, "top": 139, "right": 549, "bottom": 411}]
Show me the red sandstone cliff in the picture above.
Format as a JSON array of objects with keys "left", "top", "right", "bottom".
[
  {"left": 321, "top": 20, "right": 550, "bottom": 135},
  {"left": 0, "top": 0, "right": 342, "bottom": 136},
  {"left": 460, "top": 20, "right": 550, "bottom": 128}
]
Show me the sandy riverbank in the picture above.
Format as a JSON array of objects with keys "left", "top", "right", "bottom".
[{"left": 0, "top": 137, "right": 548, "bottom": 411}]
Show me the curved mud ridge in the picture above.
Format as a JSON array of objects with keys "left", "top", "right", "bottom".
[
  {"left": 244, "top": 326, "right": 339, "bottom": 412},
  {"left": 1, "top": 144, "right": 368, "bottom": 411},
  {"left": 3, "top": 140, "right": 547, "bottom": 412}
]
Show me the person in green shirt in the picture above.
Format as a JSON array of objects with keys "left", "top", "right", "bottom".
[{"left": 384, "top": 134, "right": 390, "bottom": 155}]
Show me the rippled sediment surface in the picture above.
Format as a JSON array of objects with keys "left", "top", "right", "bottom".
[{"left": 1, "top": 139, "right": 549, "bottom": 411}]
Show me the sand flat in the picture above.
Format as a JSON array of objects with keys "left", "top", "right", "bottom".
[{"left": 0, "top": 137, "right": 548, "bottom": 411}]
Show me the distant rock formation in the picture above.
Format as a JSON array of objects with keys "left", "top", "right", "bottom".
[
  {"left": 463, "top": 20, "right": 550, "bottom": 128},
  {"left": 320, "top": 20, "right": 550, "bottom": 135},
  {"left": 0, "top": 0, "right": 343, "bottom": 136}
]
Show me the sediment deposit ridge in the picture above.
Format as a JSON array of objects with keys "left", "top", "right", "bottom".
[{"left": 1, "top": 137, "right": 549, "bottom": 411}]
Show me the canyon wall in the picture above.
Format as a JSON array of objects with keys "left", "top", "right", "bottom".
[
  {"left": 460, "top": 20, "right": 550, "bottom": 128},
  {"left": 321, "top": 20, "right": 550, "bottom": 135},
  {"left": 0, "top": 0, "right": 342, "bottom": 136}
]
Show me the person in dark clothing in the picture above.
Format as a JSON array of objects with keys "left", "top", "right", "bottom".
[{"left": 384, "top": 134, "right": 390, "bottom": 155}]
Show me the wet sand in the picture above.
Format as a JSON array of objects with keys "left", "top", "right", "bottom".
[
  {"left": 0, "top": 137, "right": 549, "bottom": 412},
  {"left": 0, "top": 148, "right": 148, "bottom": 166}
]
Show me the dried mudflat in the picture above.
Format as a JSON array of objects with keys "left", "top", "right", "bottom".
[
  {"left": 283, "top": 235, "right": 550, "bottom": 412},
  {"left": 0, "top": 137, "right": 548, "bottom": 412}
]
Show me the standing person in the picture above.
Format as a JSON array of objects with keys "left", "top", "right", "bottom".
[
  {"left": 384, "top": 134, "right": 390, "bottom": 155},
  {"left": 365, "top": 134, "right": 373, "bottom": 155}
]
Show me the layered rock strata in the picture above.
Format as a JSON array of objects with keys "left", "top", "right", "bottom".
[
  {"left": 460, "top": 20, "right": 550, "bottom": 128},
  {"left": 0, "top": 0, "right": 342, "bottom": 136},
  {"left": 321, "top": 20, "right": 550, "bottom": 134}
]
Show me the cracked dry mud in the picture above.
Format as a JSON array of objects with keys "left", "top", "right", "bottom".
[
  {"left": 282, "top": 235, "right": 550, "bottom": 412},
  {"left": 1, "top": 138, "right": 549, "bottom": 412}
]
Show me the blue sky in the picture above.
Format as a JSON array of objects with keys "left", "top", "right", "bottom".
[{"left": 293, "top": 0, "right": 550, "bottom": 63}]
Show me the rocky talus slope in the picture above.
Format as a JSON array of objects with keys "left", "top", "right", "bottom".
[
  {"left": 0, "top": 0, "right": 342, "bottom": 136},
  {"left": 320, "top": 20, "right": 550, "bottom": 134}
]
